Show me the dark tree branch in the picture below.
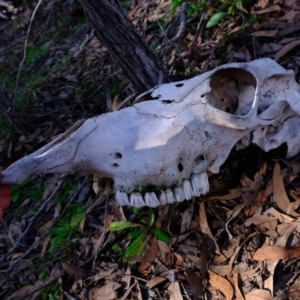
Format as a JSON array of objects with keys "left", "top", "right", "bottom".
[{"left": 79, "top": 0, "right": 169, "bottom": 93}]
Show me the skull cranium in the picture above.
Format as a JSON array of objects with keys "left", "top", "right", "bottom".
[{"left": 2, "top": 58, "right": 300, "bottom": 207}]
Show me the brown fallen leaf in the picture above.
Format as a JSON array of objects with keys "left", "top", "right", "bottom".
[
  {"left": 6, "top": 285, "right": 35, "bottom": 300},
  {"left": 185, "top": 271, "right": 205, "bottom": 300},
  {"left": 139, "top": 237, "right": 158, "bottom": 273},
  {"left": 61, "top": 261, "right": 95, "bottom": 278},
  {"left": 253, "top": 4, "right": 281, "bottom": 14},
  {"left": 253, "top": 245, "right": 300, "bottom": 261},
  {"left": 245, "top": 289, "right": 272, "bottom": 299},
  {"left": 199, "top": 202, "right": 222, "bottom": 256},
  {"left": 228, "top": 273, "right": 244, "bottom": 300},
  {"left": 145, "top": 269, "right": 178, "bottom": 289},
  {"left": 167, "top": 281, "right": 183, "bottom": 300},
  {"left": 244, "top": 214, "right": 278, "bottom": 227},
  {"left": 272, "top": 163, "right": 290, "bottom": 212},
  {"left": 180, "top": 203, "right": 194, "bottom": 232},
  {"left": 251, "top": 29, "right": 278, "bottom": 37},
  {"left": 91, "top": 282, "right": 121, "bottom": 300},
  {"left": 274, "top": 40, "right": 300, "bottom": 61},
  {"left": 277, "top": 23, "right": 300, "bottom": 36},
  {"left": 208, "top": 270, "right": 234, "bottom": 300}
]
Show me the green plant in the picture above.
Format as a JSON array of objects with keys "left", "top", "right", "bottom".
[
  {"left": 171, "top": 0, "right": 253, "bottom": 28},
  {"left": 47, "top": 204, "right": 86, "bottom": 252},
  {"left": 26, "top": 44, "right": 50, "bottom": 64},
  {"left": 110, "top": 209, "right": 170, "bottom": 259},
  {"left": 12, "top": 178, "right": 46, "bottom": 202},
  {"left": 0, "top": 116, "right": 13, "bottom": 144},
  {"left": 41, "top": 281, "right": 63, "bottom": 300}
]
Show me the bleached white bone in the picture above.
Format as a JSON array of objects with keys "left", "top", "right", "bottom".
[{"left": 1, "top": 58, "right": 300, "bottom": 207}]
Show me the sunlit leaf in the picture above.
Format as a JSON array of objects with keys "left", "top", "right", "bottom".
[
  {"left": 128, "top": 226, "right": 148, "bottom": 238},
  {"left": 110, "top": 221, "right": 141, "bottom": 232},
  {"left": 125, "top": 231, "right": 148, "bottom": 258},
  {"left": 206, "top": 12, "right": 227, "bottom": 28},
  {"left": 152, "top": 228, "right": 170, "bottom": 244}
]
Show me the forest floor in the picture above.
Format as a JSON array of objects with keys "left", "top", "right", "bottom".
[{"left": 1, "top": 0, "right": 300, "bottom": 299}]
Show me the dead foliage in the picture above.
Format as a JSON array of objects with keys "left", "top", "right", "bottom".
[{"left": 1, "top": 0, "right": 300, "bottom": 299}]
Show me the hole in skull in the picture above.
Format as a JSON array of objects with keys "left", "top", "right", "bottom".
[
  {"left": 178, "top": 163, "right": 184, "bottom": 172},
  {"left": 163, "top": 100, "right": 173, "bottom": 104},
  {"left": 175, "top": 83, "right": 184, "bottom": 87},
  {"left": 115, "top": 153, "right": 122, "bottom": 159},
  {"left": 196, "top": 155, "right": 205, "bottom": 161},
  {"left": 200, "top": 94, "right": 205, "bottom": 98},
  {"left": 112, "top": 163, "right": 119, "bottom": 167},
  {"left": 206, "top": 68, "right": 256, "bottom": 116}
]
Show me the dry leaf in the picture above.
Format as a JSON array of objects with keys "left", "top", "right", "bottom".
[
  {"left": 272, "top": 163, "right": 290, "bottom": 212},
  {"left": 91, "top": 282, "right": 121, "bottom": 300},
  {"left": 199, "top": 202, "right": 222, "bottom": 255},
  {"left": 180, "top": 203, "right": 194, "bottom": 232},
  {"left": 274, "top": 40, "right": 300, "bottom": 61},
  {"left": 185, "top": 271, "right": 205, "bottom": 300},
  {"left": 253, "top": 245, "right": 291, "bottom": 260},
  {"left": 167, "top": 281, "right": 183, "bottom": 300},
  {"left": 146, "top": 269, "right": 178, "bottom": 289},
  {"left": 61, "top": 261, "right": 93, "bottom": 278},
  {"left": 253, "top": 4, "right": 281, "bottom": 14},
  {"left": 245, "top": 289, "right": 272, "bottom": 299},
  {"left": 6, "top": 285, "right": 34, "bottom": 300},
  {"left": 139, "top": 237, "right": 158, "bottom": 273},
  {"left": 251, "top": 29, "right": 278, "bottom": 37},
  {"left": 208, "top": 270, "right": 234, "bottom": 300},
  {"left": 227, "top": 273, "right": 244, "bottom": 300}
]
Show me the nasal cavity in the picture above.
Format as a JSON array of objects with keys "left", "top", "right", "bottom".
[{"left": 178, "top": 163, "right": 184, "bottom": 172}]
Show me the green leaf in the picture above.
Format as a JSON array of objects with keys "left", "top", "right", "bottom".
[
  {"left": 111, "top": 244, "right": 123, "bottom": 255},
  {"left": 46, "top": 227, "right": 65, "bottom": 235},
  {"left": 152, "top": 228, "right": 170, "bottom": 244},
  {"left": 110, "top": 221, "right": 141, "bottom": 232},
  {"left": 124, "top": 231, "right": 148, "bottom": 258},
  {"left": 128, "top": 227, "right": 148, "bottom": 239},
  {"left": 206, "top": 12, "right": 227, "bottom": 28}
]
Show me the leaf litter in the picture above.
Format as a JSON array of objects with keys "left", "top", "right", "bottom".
[{"left": 2, "top": 0, "right": 300, "bottom": 299}]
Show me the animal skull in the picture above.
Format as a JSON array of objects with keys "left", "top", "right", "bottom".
[{"left": 2, "top": 58, "right": 300, "bottom": 207}]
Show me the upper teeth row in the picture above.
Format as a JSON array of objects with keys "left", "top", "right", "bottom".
[{"left": 115, "top": 172, "right": 209, "bottom": 207}]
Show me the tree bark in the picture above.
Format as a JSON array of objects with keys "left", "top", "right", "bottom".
[{"left": 80, "top": 0, "right": 169, "bottom": 93}]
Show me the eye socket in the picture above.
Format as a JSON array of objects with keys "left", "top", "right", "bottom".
[
  {"left": 115, "top": 153, "right": 122, "bottom": 159},
  {"left": 178, "top": 163, "right": 184, "bottom": 172},
  {"left": 112, "top": 163, "right": 119, "bottom": 167},
  {"left": 175, "top": 83, "right": 184, "bottom": 87}
]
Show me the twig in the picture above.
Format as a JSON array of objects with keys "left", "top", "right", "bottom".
[
  {"left": 10, "top": 268, "right": 64, "bottom": 300},
  {"left": 116, "top": 93, "right": 137, "bottom": 110},
  {"left": 92, "top": 195, "right": 109, "bottom": 269},
  {"left": 7, "top": 236, "right": 42, "bottom": 272},
  {"left": 0, "top": 175, "right": 67, "bottom": 264},
  {"left": 13, "top": 0, "right": 44, "bottom": 112},
  {"left": 169, "top": 3, "right": 187, "bottom": 43}
]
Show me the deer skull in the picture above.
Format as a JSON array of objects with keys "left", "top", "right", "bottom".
[{"left": 2, "top": 58, "right": 300, "bottom": 207}]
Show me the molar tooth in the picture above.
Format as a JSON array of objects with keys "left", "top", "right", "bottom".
[
  {"left": 191, "top": 172, "right": 209, "bottom": 197},
  {"left": 165, "top": 188, "right": 176, "bottom": 204},
  {"left": 145, "top": 192, "right": 160, "bottom": 207},
  {"left": 174, "top": 187, "right": 185, "bottom": 202},
  {"left": 183, "top": 180, "right": 194, "bottom": 200},
  {"left": 130, "top": 192, "right": 145, "bottom": 207},
  {"left": 115, "top": 190, "right": 130, "bottom": 206},
  {"left": 158, "top": 191, "right": 167, "bottom": 205}
]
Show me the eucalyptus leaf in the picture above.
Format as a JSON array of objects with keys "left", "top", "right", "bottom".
[
  {"left": 152, "top": 228, "right": 170, "bottom": 244},
  {"left": 110, "top": 221, "right": 141, "bottom": 232},
  {"left": 206, "top": 12, "right": 227, "bottom": 28},
  {"left": 125, "top": 231, "right": 148, "bottom": 258}
]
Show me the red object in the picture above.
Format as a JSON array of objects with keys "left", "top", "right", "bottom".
[{"left": 0, "top": 167, "right": 12, "bottom": 220}]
